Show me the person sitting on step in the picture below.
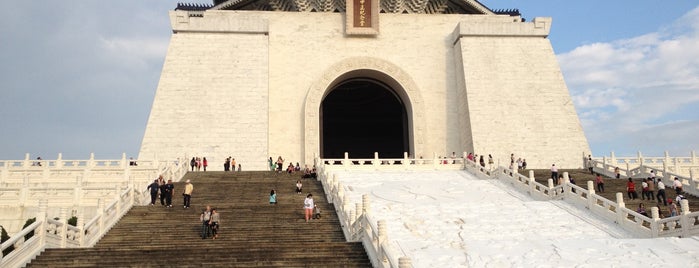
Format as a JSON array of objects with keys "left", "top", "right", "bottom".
[{"left": 296, "top": 180, "right": 303, "bottom": 194}]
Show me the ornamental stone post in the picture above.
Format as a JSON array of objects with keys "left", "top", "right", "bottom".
[
  {"left": 399, "top": 257, "right": 412, "bottom": 268},
  {"left": 362, "top": 194, "right": 370, "bottom": 214},
  {"left": 377, "top": 220, "right": 387, "bottom": 262},
  {"left": 616, "top": 192, "right": 626, "bottom": 224}
]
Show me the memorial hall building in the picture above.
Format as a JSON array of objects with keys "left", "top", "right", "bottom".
[{"left": 138, "top": 0, "right": 590, "bottom": 170}]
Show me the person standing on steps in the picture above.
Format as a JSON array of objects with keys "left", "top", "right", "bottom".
[
  {"left": 656, "top": 180, "right": 668, "bottom": 206},
  {"left": 190, "top": 157, "right": 196, "bottom": 172},
  {"left": 595, "top": 174, "right": 604, "bottom": 193},
  {"left": 202, "top": 157, "right": 208, "bottom": 172},
  {"left": 200, "top": 205, "right": 212, "bottom": 239},
  {"left": 270, "top": 189, "right": 277, "bottom": 205},
  {"left": 147, "top": 179, "right": 159, "bottom": 206},
  {"left": 627, "top": 178, "right": 637, "bottom": 200},
  {"left": 183, "top": 179, "right": 193, "bottom": 208},
  {"left": 164, "top": 179, "right": 174, "bottom": 208},
  {"left": 209, "top": 208, "right": 220, "bottom": 239},
  {"left": 550, "top": 164, "right": 558, "bottom": 181},
  {"left": 268, "top": 157, "right": 274, "bottom": 171},
  {"left": 304, "top": 193, "right": 314, "bottom": 223},
  {"left": 159, "top": 179, "right": 168, "bottom": 206}
]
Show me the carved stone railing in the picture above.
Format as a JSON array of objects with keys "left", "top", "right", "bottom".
[
  {"left": 321, "top": 152, "right": 465, "bottom": 171},
  {"left": 590, "top": 151, "right": 699, "bottom": 178},
  {"left": 587, "top": 153, "right": 699, "bottom": 198},
  {"left": 473, "top": 161, "right": 699, "bottom": 238},
  {"left": 316, "top": 158, "right": 414, "bottom": 268},
  {"left": 0, "top": 157, "right": 188, "bottom": 268}
]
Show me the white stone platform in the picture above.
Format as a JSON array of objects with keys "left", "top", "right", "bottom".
[{"left": 333, "top": 170, "right": 699, "bottom": 267}]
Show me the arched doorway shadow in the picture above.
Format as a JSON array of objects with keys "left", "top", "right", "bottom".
[
  {"left": 304, "top": 57, "right": 426, "bottom": 163},
  {"left": 321, "top": 78, "right": 408, "bottom": 158}
]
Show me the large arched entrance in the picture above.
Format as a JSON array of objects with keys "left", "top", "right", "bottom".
[{"left": 320, "top": 78, "right": 409, "bottom": 159}]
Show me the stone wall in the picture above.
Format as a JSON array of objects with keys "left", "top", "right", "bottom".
[{"left": 139, "top": 10, "right": 589, "bottom": 170}]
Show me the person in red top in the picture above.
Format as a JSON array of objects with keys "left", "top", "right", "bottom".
[
  {"left": 627, "top": 178, "right": 637, "bottom": 200},
  {"left": 202, "top": 157, "right": 208, "bottom": 172}
]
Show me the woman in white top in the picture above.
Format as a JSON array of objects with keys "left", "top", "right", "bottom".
[{"left": 304, "top": 194, "right": 314, "bottom": 223}]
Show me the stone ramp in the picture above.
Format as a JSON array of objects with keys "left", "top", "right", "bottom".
[{"left": 27, "top": 171, "right": 371, "bottom": 267}]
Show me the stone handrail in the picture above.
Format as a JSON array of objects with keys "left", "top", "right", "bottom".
[
  {"left": 0, "top": 157, "right": 187, "bottom": 268},
  {"left": 321, "top": 152, "right": 465, "bottom": 171},
  {"left": 590, "top": 151, "right": 699, "bottom": 178},
  {"left": 480, "top": 162, "right": 699, "bottom": 238},
  {"left": 0, "top": 153, "right": 163, "bottom": 170},
  {"left": 316, "top": 161, "right": 413, "bottom": 268}
]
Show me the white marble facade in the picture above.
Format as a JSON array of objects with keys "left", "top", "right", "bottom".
[{"left": 139, "top": 6, "right": 590, "bottom": 170}]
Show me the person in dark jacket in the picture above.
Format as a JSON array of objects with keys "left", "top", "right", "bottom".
[{"left": 147, "top": 179, "right": 159, "bottom": 206}]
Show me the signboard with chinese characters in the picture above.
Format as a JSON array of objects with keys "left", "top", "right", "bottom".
[{"left": 346, "top": 0, "right": 379, "bottom": 35}]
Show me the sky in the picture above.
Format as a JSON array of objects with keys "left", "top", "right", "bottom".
[{"left": 1, "top": 1, "right": 698, "bottom": 160}]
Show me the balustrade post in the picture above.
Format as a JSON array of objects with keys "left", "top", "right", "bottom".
[
  {"left": 89, "top": 153, "right": 95, "bottom": 168},
  {"left": 528, "top": 171, "right": 535, "bottom": 195},
  {"left": 692, "top": 150, "right": 697, "bottom": 165},
  {"left": 77, "top": 208, "right": 85, "bottom": 246},
  {"left": 563, "top": 172, "right": 570, "bottom": 196},
  {"left": 674, "top": 157, "right": 680, "bottom": 175},
  {"left": 610, "top": 151, "right": 616, "bottom": 166},
  {"left": 650, "top": 207, "right": 660, "bottom": 237},
  {"left": 0, "top": 162, "right": 7, "bottom": 185},
  {"left": 56, "top": 153, "right": 63, "bottom": 168},
  {"left": 115, "top": 185, "right": 121, "bottom": 217},
  {"left": 121, "top": 153, "right": 127, "bottom": 169},
  {"left": 687, "top": 170, "right": 696, "bottom": 194},
  {"left": 19, "top": 175, "right": 29, "bottom": 206},
  {"left": 663, "top": 161, "right": 670, "bottom": 182},
  {"left": 60, "top": 208, "right": 68, "bottom": 248},
  {"left": 344, "top": 152, "right": 349, "bottom": 168},
  {"left": 433, "top": 152, "right": 437, "bottom": 169},
  {"left": 680, "top": 199, "right": 691, "bottom": 237},
  {"left": 616, "top": 193, "right": 626, "bottom": 224},
  {"left": 586, "top": 181, "right": 595, "bottom": 208},
  {"left": 349, "top": 209, "right": 356, "bottom": 232},
  {"left": 37, "top": 200, "right": 48, "bottom": 246},
  {"left": 637, "top": 151, "right": 643, "bottom": 167},
  {"left": 73, "top": 181, "right": 82, "bottom": 208},
  {"left": 547, "top": 178, "right": 554, "bottom": 197},
  {"left": 602, "top": 156, "right": 608, "bottom": 175},
  {"left": 362, "top": 194, "right": 370, "bottom": 214},
  {"left": 24, "top": 153, "right": 31, "bottom": 168},
  {"left": 377, "top": 220, "right": 387, "bottom": 262},
  {"left": 399, "top": 257, "right": 413, "bottom": 268},
  {"left": 97, "top": 198, "right": 105, "bottom": 237},
  {"left": 374, "top": 152, "right": 379, "bottom": 167},
  {"left": 343, "top": 195, "right": 350, "bottom": 215}
]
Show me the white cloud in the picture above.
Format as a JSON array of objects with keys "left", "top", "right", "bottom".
[{"left": 559, "top": 6, "right": 699, "bottom": 156}]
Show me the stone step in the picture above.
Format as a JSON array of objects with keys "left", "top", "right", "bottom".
[{"left": 27, "top": 171, "right": 369, "bottom": 267}]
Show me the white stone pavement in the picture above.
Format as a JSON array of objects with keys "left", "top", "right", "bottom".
[{"left": 333, "top": 170, "right": 699, "bottom": 267}]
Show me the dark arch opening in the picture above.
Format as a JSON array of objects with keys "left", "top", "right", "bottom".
[{"left": 321, "top": 78, "right": 409, "bottom": 159}]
